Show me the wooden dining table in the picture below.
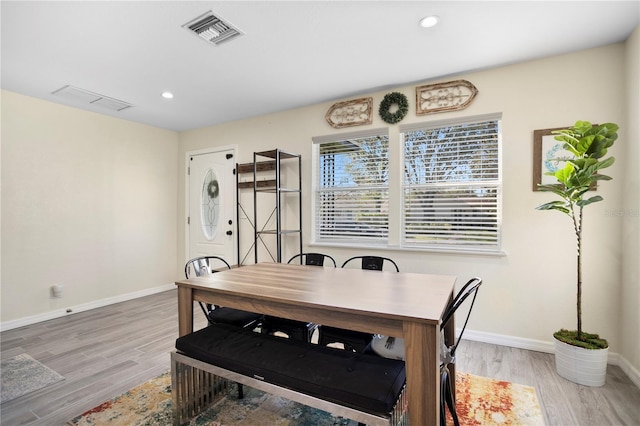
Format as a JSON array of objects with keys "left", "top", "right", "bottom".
[{"left": 175, "top": 262, "right": 457, "bottom": 425}]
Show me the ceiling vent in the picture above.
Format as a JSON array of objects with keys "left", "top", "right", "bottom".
[
  {"left": 183, "top": 11, "right": 243, "bottom": 46},
  {"left": 52, "top": 85, "right": 132, "bottom": 112}
]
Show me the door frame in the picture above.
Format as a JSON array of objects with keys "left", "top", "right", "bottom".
[{"left": 185, "top": 144, "right": 239, "bottom": 266}]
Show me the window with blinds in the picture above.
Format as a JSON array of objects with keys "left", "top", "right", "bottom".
[
  {"left": 313, "top": 130, "right": 389, "bottom": 243},
  {"left": 401, "top": 116, "right": 501, "bottom": 250}
]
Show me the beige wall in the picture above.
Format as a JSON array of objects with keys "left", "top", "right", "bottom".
[
  {"left": 179, "top": 43, "right": 631, "bottom": 361},
  {"left": 1, "top": 90, "right": 179, "bottom": 324},
  {"left": 621, "top": 27, "right": 640, "bottom": 376}
]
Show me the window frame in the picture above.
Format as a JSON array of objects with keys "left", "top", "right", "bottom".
[
  {"left": 311, "top": 114, "right": 503, "bottom": 255},
  {"left": 311, "top": 128, "right": 391, "bottom": 247},
  {"left": 399, "top": 113, "right": 503, "bottom": 253}
]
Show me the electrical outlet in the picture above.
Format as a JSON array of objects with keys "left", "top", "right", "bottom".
[{"left": 51, "top": 284, "right": 64, "bottom": 298}]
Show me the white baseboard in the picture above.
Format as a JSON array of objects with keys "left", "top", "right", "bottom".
[
  {"left": 0, "top": 283, "right": 175, "bottom": 332},
  {"left": 618, "top": 353, "right": 640, "bottom": 389},
  {"left": 462, "top": 329, "right": 555, "bottom": 354},
  {"left": 462, "top": 329, "right": 640, "bottom": 387}
]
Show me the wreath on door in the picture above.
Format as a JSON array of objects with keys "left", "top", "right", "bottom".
[
  {"left": 207, "top": 179, "right": 219, "bottom": 199},
  {"left": 379, "top": 92, "right": 409, "bottom": 124}
]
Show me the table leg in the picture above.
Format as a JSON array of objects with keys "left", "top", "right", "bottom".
[
  {"left": 403, "top": 321, "right": 440, "bottom": 425},
  {"left": 443, "top": 291, "right": 456, "bottom": 398},
  {"left": 177, "top": 285, "right": 194, "bottom": 337}
]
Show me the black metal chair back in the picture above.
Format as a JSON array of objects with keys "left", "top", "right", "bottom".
[
  {"left": 185, "top": 256, "right": 232, "bottom": 323},
  {"left": 185, "top": 255, "right": 231, "bottom": 279},
  {"left": 341, "top": 255, "right": 399, "bottom": 272},
  {"left": 441, "top": 277, "right": 482, "bottom": 355},
  {"left": 184, "top": 255, "right": 262, "bottom": 400},
  {"left": 184, "top": 256, "right": 261, "bottom": 329},
  {"left": 288, "top": 252, "right": 337, "bottom": 267},
  {"left": 439, "top": 277, "right": 483, "bottom": 426}
]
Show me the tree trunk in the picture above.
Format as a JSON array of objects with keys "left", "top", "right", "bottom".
[{"left": 576, "top": 207, "right": 583, "bottom": 340}]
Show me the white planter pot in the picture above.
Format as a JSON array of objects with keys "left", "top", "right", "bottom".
[{"left": 554, "top": 337, "right": 608, "bottom": 387}]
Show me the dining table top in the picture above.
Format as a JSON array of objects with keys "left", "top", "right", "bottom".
[{"left": 175, "top": 262, "right": 457, "bottom": 326}]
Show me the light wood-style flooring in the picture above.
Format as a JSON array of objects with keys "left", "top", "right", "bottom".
[{"left": 1, "top": 289, "right": 639, "bottom": 425}]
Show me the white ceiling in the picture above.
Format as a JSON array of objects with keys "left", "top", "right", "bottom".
[{"left": 2, "top": 1, "right": 639, "bottom": 132}]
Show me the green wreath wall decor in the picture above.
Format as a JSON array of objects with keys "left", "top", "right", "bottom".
[{"left": 379, "top": 92, "right": 409, "bottom": 124}]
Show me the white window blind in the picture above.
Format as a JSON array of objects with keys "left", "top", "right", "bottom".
[
  {"left": 401, "top": 116, "right": 501, "bottom": 250},
  {"left": 313, "top": 130, "right": 389, "bottom": 243}
]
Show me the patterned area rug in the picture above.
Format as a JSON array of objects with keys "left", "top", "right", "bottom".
[
  {"left": 68, "top": 371, "right": 544, "bottom": 425},
  {"left": 1, "top": 353, "right": 65, "bottom": 403}
]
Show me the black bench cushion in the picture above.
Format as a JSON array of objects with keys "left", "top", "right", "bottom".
[{"left": 176, "top": 323, "right": 406, "bottom": 414}]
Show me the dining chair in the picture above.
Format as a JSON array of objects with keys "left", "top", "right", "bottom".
[
  {"left": 184, "top": 256, "right": 263, "bottom": 330},
  {"left": 439, "top": 276, "right": 482, "bottom": 426},
  {"left": 317, "top": 255, "right": 400, "bottom": 352},
  {"left": 287, "top": 252, "right": 337, "bottom": 267},
  {"left": 361, "top": 276, "right": 482, "bottom": 425},
  {"left": 185, "top": 256, "right": 265, "bottom": 399},
  {"left": 260, "top": 253, "right": 336, "bottom": 342},
  {"left": 341, "top": 255, "right": 399, "bottom": 272}
]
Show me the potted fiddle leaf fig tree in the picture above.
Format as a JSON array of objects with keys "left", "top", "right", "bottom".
[{"left": 536, "top": 120, "right": 618, "bottom": 387}]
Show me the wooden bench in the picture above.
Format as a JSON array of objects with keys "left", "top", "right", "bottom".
[{"left": 171, "top": 323, "right": 408, "bottom": 426}]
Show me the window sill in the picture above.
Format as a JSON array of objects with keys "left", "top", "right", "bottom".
[{"left": 310, "top": 241, "right": 507, "bottom": 257}]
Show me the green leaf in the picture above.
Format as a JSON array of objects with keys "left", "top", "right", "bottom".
[
  {"left": 597, "top": 156, "right": 615, "bottom": 170},
  {"left": 568, "top": 173, "right": 592, "bottom": 188},
  {"left": 553, "top": 132, "right": 580, "bottom": 155},
  {"left": 554, "top": 162, "right": 574, "bottom": 184},
  {"left": 597, "top": 123, "right": 619, "bottom": 140},
  {"left": 536, "top": 200, "right": 566, "bottom": 208},
  {"left": 577, "top": 135, "right": 596, "bottom": 156},
  {"left": 593, "top": 174, "right": 612, "bottom": 181},
  {"left": 572, "top": 187, "right": 591, "bottom": 200},
  {"left": 536, "top": 201, "right": 570, "bottom": 214},
  {"left": 574, "top": 120, "right": 594, "bottom": 133},
  {"left": 577, "top": 195, "right": 603, "bottom": 207},
  {"left": 582, "top": 161, "right": 600, "bottom": 177},
  {"left": 569, "top": 158, "right": 588, "bottom": 169},
  {"left": 562, "top": 140, "right": 581, "bottom": 156},
  {"left": 537, "top": 184, "right": 569, "bottom": 198}
]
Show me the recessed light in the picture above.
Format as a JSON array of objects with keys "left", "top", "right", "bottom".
[
  {"left": 419, "top": 15, "right": 439, "bottom": 28},
  {"left": 162, "top": 92, "right": 174, "bottom": 99}
]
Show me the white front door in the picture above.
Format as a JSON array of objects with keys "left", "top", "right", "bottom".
[{"left": 187, "top": 148, "right": 236, "bottom": 265}]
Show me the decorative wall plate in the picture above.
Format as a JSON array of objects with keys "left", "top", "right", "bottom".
[
  {"left": 415, "top": 80, "right": 478, "bottom": 115},
  {"left": 325, "top": 97, "right": 373, "bottom": 128}
]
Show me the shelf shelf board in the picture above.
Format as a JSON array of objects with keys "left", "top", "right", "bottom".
[
  {"left": 255, "top": 187, "right": 300, "bottom": 193},
  {"left": 237, "top": 161, "right": 276, "bottom": 174},
  {"left": 238, "top": 180, "right": 276, "bottom": 189},
  {"left": 257, "top": 229, "right": 302, "bottom": 235},
  {"left": 255, "top": 149, "right": 300, "bottom": 160}
]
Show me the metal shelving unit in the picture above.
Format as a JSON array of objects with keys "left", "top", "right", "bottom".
[
  {"left": 252, "top": 149, "right": 302, "bottom": 263},
  {"left": 235, "top": 149, "right": 302, "bottom": 264}
]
